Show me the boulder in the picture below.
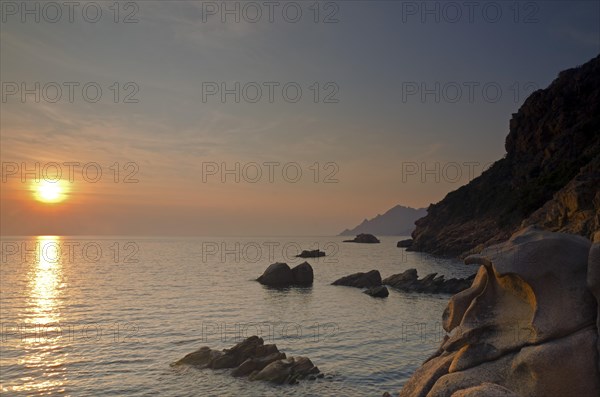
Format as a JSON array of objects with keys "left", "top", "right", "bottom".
[
  {"left": 364, "top": 285, "right": 389, "bottom": 298},
  {"left": 332, "top": 270, "right": 382, "bottom": 288},
  {"left": 397, "top": 239, "right": 413, "bottom": 248},
  {"left": 343, "top": 233, "right": 381, "bottom": 243},
  {"left": 251, "top": 356, "right": 320, "bottom": 384},
  {"left": 399, "top": 228, "right": 600, "bottom": 397},
  {"left": 257, "top": 262, "right": 314, "bottom": 287},
  {"left": 174, "top": 336, "right": 322, "bottom": 385},
  {"left": 296, "top": 249, "right": 326, "bottom": 258},
  {"left": 291, "top": 261, "right": 314, "bottom": 286}
]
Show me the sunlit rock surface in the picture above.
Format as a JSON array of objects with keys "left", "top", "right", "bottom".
[{"left": 399, "top": 227, "right": 600, "bottom": 397}]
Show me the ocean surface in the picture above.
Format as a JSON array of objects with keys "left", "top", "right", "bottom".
[{"left": 0, "top": 236, "right": 474, "bottom": 396}]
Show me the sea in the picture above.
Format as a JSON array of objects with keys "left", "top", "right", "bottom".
[{"left": 0, "top": 236, "right": 474, "bottom": 396}]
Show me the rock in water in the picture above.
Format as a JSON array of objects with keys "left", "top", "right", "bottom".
[
  {"left": 332, "top": 270, "right": 382, "bottom": 288},
  {"left": 256, "top": 262, "right": 314, "bottom": 287},
  {"left": 397, "top": 239, "right": 413, "bottom": 248},
  {"left": 364, "top": 285, "right": 389, "bottom": 298},
  {"left": 399, "top": 227, "right": 600, "bottom": 397},
  {"left": 343, "top": 233, "right": 381, "bottom": 243},
  {"left": 383, "top": 269, "right": 474, "bottom": 294},
  {"left": 296, "top": 249, "right": 326, "bottom": 258},
  {"left": 174, "top": 336, "right": 321, "bottom": 385}
]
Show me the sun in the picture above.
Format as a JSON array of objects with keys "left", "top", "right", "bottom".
[{"left": 32, "top": 180, "right": 69, "bottom": 204}]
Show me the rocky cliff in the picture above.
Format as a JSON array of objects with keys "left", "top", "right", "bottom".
[{"left": 410, "top": 54, "right": 600, "bottom": 257}]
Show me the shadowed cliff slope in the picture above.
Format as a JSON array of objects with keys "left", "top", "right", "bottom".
[{"left": 410, "top": 54, "right": 600, "bottom": 257}]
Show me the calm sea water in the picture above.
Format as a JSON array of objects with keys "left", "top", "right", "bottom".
[{"left": 0, "top": 236, "right": 472, "bottom": 396}]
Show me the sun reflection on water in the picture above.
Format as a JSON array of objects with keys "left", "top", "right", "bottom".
[{"left": 5, "top": 236, "right": 68, "bottom": 395}]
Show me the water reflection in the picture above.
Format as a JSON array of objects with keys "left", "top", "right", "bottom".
[{"left": 11, "top": 236, "right": 67, "bottom": 395}]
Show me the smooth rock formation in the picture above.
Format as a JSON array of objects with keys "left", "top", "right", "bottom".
[
  {"left": 410, "top": 55, "right": 600, "bottom": 257},
  {"left": 343, "top": 233, "right": 381, "bottom": 244},
  {"left": 174, "top": 336, "right": 321, "bottom": 385},
  {"left": 332, "top": 270, "right": 382, "bottom": 288},
  {"left": 256, "top": 262, "right": 313, "bottom": 287},
  {"left": 588, "top": 231, "right": 600, "bottom": 370},
  {"left": 397, "top": 239, "right": 413, "bottom": 248},
  {"left": 296, "top": 249, "right": 326, "bottom": 258},
  {"left": 364, "top": 285, "right": 389, "bottom": 298},
  {"left": 383, "top": 269, "right": 475, "bottom": 294},
  {"left": 399, "top": 228, "right": 600, "bottom": 397}
]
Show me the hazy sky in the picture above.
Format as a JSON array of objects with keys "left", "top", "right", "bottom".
[{"left": 1, "top": 0, "right": 599, "bottom": 236}]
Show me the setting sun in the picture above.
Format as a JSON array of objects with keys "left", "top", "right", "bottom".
[{"left": 32, "top": 180, "right": 68, "bottom": 204}]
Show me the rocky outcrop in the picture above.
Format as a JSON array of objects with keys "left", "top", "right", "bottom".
[
  {"left": 343, "top": 233, "right": 381, "bottom": 244},
  {"left": 364, "top": 285, "right": 389, "bottom": 298},
  {"left": 174, "top": 336, "right": 322, "bottom": 385},
  {"left": 383, "top": 269, "right": 475, "bottom": 294},
  {"left": 332, "top": 270, "right": 382, "bottom": 288},
  {"left": 409, "top": 54, "right": 600, "bottom": 257},
  {"left": 399, "top": 228, "right": 600, "bottom": 397},
  {"left": 340, "top": 205, "right": 426, "bottom": 236},
  {"left": 296, "top": 249, "right": 326, "bottom": 258},
  {"left": 256, "top": 262, "right": 313, "bottom": 287}
]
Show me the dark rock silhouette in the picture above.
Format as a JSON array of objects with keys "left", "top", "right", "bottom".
[
  {"left": 410, "top": 54, "right": 600, "bottom": 257},
  {"left": 339, "top": 205, "right": 426, "bottom": 236},
  {"left": 397, "top": 239, "right": 413, "bottom": 248},
  {"left": 364, "top": 285, "right": 389, "bottom": 298},
  {"left": 343, "top": 233, "right": 380, "bottom": 244},
  {"left": 383, "top": 269, "right": 475, "bottom": 294},
  {"left": 174, "top": 336, "right": 321, "bottom": 385},
  {"left": 295, "top": 249, "right": 326, "bottom": 258},
  {"left": 256, "top": 262, "right": 313, "bottom": 287},
  {"left": 332, "top": 270, "right": 382, "bottom": 288}
]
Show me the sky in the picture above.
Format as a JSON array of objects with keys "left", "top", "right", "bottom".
[{"left": 1, "top": 0, "right": 599, "bottom": 236}]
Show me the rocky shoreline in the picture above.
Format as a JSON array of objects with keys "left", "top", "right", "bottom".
[{"left": 397, "top": 227, "right": 600, "bottom": 397}]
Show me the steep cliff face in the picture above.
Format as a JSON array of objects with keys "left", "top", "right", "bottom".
[{"left": 410, "top": 54, "right": 600, "bottom": 257}]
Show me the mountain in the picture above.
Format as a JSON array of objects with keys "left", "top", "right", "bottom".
[
  {"left": 340, "top": 205, "right": 426, "bottom": 236},
  {"left": 409, "top": 54, "right": 600, "bottom": 257}
]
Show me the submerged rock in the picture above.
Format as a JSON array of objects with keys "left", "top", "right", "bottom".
[
  {"left": 343, "top": 233, "right": 381, "bottom": 244},
  {"left": 399, "top": 228, "right": 600, "bottom": 397},
  {"left": 332, "top": 270, "right": 382, "bottom": 288},
  {"left": 296, "top": 249, "right": 326, "bottom": 258},
  {"left": 364, "top": 285, "right": 389, "bottom": 298},
  {"left": 174, "top": 336, "right": 321, "bottom": 385},
  {"left": 256, "top": 262, "right": 313, "bottom": 287}
]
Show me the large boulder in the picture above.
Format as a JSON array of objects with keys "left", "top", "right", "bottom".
[
  {"left": 397, "top": 239, "right": 413, "bottom": 248},
  {"left": 332, "top": 270, "right": 382, "bottom": 288},
  {"left": 399, "top": 227, "right": 600, "bottom": 397},
  {"left": 343, "top": 233, "right": 381, "bottom": 243},
  {"left": 257, "top": 262, "right": 314, "bottom": 287}
]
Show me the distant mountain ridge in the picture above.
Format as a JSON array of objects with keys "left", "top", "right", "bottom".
[{"left": 339, "top": 205, "right": 426, "bottom": 236}]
